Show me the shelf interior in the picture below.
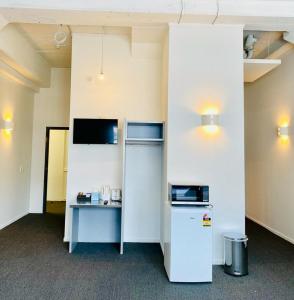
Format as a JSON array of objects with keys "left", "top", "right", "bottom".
[{"left": 126, "top": 122, "right": 164, "bottom": 140}]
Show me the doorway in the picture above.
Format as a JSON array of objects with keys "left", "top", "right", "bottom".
[{"left": 43, "top": 127, "right": 69, "bottom": 214}]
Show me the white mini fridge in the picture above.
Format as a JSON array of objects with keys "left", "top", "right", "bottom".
[{"left": 164, "top": 205, "right": 213, "bottom": 282}]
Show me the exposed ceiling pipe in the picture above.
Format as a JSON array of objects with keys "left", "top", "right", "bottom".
[
  {"left": 283, "top": 31, "right": 294, "bottom": 44},
  {"left": 244, "top": 34, "right": 257, "bottom": 59}
]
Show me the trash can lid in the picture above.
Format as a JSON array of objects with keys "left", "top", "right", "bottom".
[{"left": 224, "top": 232, "right": 248, "bottom": 241}]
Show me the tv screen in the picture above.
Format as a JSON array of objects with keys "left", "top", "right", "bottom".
[{"left": 73, "top": 118, "right": 118, "bottom": 144}]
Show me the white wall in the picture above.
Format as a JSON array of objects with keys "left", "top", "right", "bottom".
[
  {"left": 245, "top": 50, "right": 294, "bottom": 244},
  {"left": 65, "top": 33, "right": 163, "bottom": 241},
  {"left": 166, "top": 24, "right": 245, "bottom": 264},
  {"left": 0, "top": 76, "right": 34, "bottom": 229},
  {"left": 29, "top": 68, "right": 70, "bottom": 213},
  {"left": 47, "top": 130, "right": 68, "bottom": 201}
]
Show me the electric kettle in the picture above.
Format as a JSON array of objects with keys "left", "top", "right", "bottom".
[
  {"left": 111, "top": 188, "right": 121, "bottom": 201},
  {"left": 101, "top": 185, "right": 111, "bottom": 201}
]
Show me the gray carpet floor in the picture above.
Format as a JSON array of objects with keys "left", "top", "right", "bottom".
[{"left": 0, "top": 213, "right": 293, "bottom": 300}]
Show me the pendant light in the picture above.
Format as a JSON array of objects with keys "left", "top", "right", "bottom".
[{"left": 98, "top": 27, "right": 105, "bottom": 80}]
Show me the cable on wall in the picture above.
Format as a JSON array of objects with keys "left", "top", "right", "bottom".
[
  {"left": 212, "top": 0, "right": 220, "bottom": 25},
  {"left": 67, "top": 25, "right": 72, "bottom": 38},
  {"left": 178, "top": 0, "right": 184, "bottom": 24}
]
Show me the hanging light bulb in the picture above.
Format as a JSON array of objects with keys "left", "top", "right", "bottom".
[
  {"left": 98, "top": 27, "right": 105, "bottom": 80},
  {"left": 98, "top": 71, "right": 104, "bottom": 80}
]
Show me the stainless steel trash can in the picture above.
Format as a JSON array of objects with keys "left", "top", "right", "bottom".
[{"left": 224, "top": 233, "right": 248, "bottom": 276}]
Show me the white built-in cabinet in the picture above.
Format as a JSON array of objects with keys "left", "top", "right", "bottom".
[
  {"left": 69, "top": 120, "right": 164, "bottom": 254},
  {"left": 120, "top": 120, "right": 164, "bottom": 254}
]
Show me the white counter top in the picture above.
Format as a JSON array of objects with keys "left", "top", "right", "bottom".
[{"left": 70, "top": 201, "right": 122, "bottom": 209}]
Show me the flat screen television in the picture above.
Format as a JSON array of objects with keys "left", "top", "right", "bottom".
[{"left": 73, "top": 118, "right": 118, "bottom": 144}]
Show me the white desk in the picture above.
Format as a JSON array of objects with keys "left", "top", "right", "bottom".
[{"left": 69, "top": 201, "right": 122, "bottom": 253}]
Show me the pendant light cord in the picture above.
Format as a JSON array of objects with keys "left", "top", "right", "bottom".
[
  {"left": 212, "top": 0, "right": 219, "bottom": 25},
  {"left": 177, "top": 0, "right": 184, "bottom": 24},
  {"left": 100, "top": 27, "right": 104, "bottom": 74}
]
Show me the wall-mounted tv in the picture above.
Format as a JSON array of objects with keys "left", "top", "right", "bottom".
[{"left": 73, "top": 118, "right": 118, "bottom": 144}]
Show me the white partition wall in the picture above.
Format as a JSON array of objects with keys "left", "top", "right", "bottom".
[
  {"left": 165, "top": 24, "right": 245, "bottom": 264},
  {"left": 64, "top": 32, "right": 163, "bottom": 242}
]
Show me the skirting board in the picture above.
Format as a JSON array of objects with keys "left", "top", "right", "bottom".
[
  {"left": 0, "top": 211, "right": 28, "bottom": 230},
  {"left": 246, "top": 215, "right": 294, "bottom": 245}
]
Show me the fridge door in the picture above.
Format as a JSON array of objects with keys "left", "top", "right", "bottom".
[{"left": 169, "top": 206, "right": 212, "bottom": 282}]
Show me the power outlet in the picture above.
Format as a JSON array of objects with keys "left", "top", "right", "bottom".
[{"left": 19, "top": 166, "right": 24, "bottom": 173}]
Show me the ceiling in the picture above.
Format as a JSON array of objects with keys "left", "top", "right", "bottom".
[
  {"left": 14, "top": 23, "right": 290, "bottom": 68},
  {"left": 2, "top": 0, "right": 294, "bottom": 32},
  {"left": 14, "top": 23, "right": 167, "bottom": 68},
  {"left": 16, "top": 23, "right": 72, "bottom": 68}
]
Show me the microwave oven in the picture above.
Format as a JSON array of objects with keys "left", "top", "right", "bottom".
[{"left": 168, "top": 183, "right": 209, "bottom": 205}]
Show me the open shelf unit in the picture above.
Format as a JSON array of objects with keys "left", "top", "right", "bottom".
[
  {"left": 125, "top": 121, "right": 164, "bottom": 144},
  {"left": 244, "top": 59, "right": 281, "bottom": 83},
  {"left": 69, "top": 202, "right": 122, "bottom": 253},
  {"left": 120, "top": 120, "right": 165, "bottom": 254}
]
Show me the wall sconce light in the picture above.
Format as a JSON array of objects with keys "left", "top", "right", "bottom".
[
  {"left": 1, "top": 119, "right": 14, "bottom": 133},
  {"left": 201, "top": 114, "right": 220, "bottom": 133},
  {"left": 277, "top": 125, "right": 289, "bottom": 139}
]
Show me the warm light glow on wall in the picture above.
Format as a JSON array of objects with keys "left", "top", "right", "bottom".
[{"left": 203, "top": 107, "right": 219, "bottom": 115}]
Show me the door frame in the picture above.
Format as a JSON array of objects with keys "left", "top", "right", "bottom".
[{"left": 43, "top": 127, "right": 69, "bottom": 213}]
